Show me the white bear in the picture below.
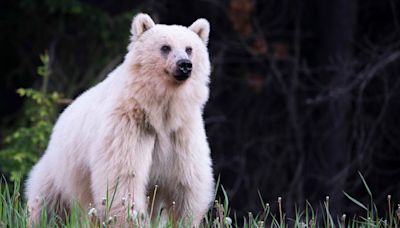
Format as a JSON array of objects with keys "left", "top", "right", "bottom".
[{"left": 25, "top": 13, "right": 214, "bottom": 226}]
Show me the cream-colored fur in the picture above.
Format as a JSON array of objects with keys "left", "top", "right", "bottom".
[{"left": 25, "top": 13, "right": 214, "bottom": 226}]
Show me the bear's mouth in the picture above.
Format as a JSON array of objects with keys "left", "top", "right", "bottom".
[
  {"left": 173, "top": 72, "right": 191, "bottom": 81},
  {"left": 164, "top": 69, "right": 190, "bottom": 83}
]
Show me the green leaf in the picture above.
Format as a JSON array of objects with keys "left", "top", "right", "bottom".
[{"left": 39, "top": 53, "right": 49, "bottom": 65}]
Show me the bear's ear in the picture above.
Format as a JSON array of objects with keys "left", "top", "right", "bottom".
[
  {"left": 131, "top": 13, "right": 155, "bottom": 41},
  {"left": 189, "top": 18, "right": 210, "bottom": 45}
]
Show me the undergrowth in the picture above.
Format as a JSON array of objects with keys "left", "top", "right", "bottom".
[{"left": 0, "top": 173, "right": 399, "bottom": 227}]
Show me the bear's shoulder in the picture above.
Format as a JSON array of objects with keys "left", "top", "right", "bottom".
[{"left": 113, "top": 98, "right": 145, "bottom": 124}]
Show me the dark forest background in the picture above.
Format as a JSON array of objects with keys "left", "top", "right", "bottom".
[{"left": 1, "top": 0, "right": 400, "bottom": 220}]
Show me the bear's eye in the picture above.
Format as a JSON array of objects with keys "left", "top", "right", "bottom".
[
  {"left": 161, "top": 45, "right": 171, "bottom": 54},
  {"left": 185, "top": 47, "right": 192, "bottom": 55}
]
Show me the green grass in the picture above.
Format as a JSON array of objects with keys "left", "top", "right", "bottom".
[{"left": 0, "top": 175, "right": 399, "bottom": 227}]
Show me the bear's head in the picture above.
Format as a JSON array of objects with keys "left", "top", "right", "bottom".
[{"left": 126, "top": 13, "right": 211, "bottom": 87}]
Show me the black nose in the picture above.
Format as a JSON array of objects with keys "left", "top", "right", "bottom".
[
  {"left": 175, "top": 59, "right": 192, "bottom": 81},
  {"left": 177, "top": 59, "right": 192, "bottom": 73}
]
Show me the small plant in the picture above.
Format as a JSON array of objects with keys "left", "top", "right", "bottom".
[{"left": 0, "top": 52, "right": 60, "bottom": 182}]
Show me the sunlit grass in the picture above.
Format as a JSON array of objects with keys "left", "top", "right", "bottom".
[{"left": 0, "top": 174, "right": 399, "bottom": 227}]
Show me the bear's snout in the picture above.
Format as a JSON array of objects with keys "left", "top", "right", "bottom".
[{"left": 174, "top": 59, "right": 192, "bottom": 81}]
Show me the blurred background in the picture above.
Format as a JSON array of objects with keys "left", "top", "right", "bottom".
[{"left": 1, "top": 0, "right": 400, "bottom": 220}]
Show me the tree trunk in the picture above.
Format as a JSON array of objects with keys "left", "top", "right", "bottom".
[{"left": 315, "top": 0, "right": 357, "bottom": 216}]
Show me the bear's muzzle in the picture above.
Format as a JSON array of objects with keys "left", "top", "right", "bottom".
[{"left": 174, "top": 59, "right": 192, "bottom": 81}]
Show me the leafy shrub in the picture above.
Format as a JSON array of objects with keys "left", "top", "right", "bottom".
[{"left": 0, "top": 53, "right": 60, "bottom": 182}]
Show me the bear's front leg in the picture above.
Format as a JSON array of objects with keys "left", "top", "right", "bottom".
[
  {"left": 89, "top": 127, "right": 155, "bottom": 225},
  {"left": 90, "top": 166, "right": 150, "bottom": 224},
  {"left": 169, "top": 177, "right": 214, "bottom": 227},
  {"left": 169, "top": 120, "right": 214, "bottom": 226}
]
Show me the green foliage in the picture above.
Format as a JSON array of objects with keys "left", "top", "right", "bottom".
[
  {"left": 0, "top": 53, "right": 59, "bottom": 182},
  {"left": 2, "top": 0, "right": 134, "bottom": 103},
  {"left": 0, "top": 178, "right": 399, "bottom": 227},
  {"left": 1, "top": 1, "right": 137, "bottom": 183},
  {"left": 0, "top": 179, "right": 29, "bottom": 227}
]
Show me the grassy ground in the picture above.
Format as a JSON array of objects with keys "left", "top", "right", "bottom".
[{"left": 0, "top": 176, "right": 399, "bottom": 227}]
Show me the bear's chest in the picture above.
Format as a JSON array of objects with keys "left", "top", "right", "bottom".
[{"left": 149, "top": 132, "right": 178, "bottom": 183}]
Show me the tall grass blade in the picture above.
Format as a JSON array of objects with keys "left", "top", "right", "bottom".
[{"left": 344, "top": 191, "right": 368, "bottom": 211}]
